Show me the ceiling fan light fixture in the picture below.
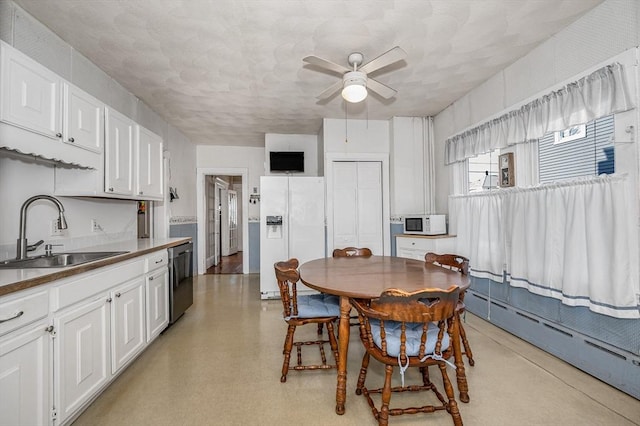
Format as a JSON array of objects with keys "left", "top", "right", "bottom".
[{"left": 342, "top": 71, "right": 367, "bottom": 103}]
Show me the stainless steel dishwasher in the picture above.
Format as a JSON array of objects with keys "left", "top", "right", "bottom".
[{"left": 168, "top": 241, "right": 194, "bottom": 324}]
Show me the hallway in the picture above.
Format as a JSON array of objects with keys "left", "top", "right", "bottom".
[
  {"left": 205, "top": 252, "right": 243, "bottom": 274},
  {"left": 73, "top": 273, "right": 640, "bottom": 425}
]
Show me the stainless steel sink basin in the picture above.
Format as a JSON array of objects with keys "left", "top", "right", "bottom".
[{"left": 0, "top": 251, "right": 128, "bottom": 269}]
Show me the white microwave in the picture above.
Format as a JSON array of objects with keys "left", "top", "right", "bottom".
[{"left": 403, "top": 214, "right": 447, "bottom": 235}]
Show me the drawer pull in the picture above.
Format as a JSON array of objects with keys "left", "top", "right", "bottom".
[
  {"left": 149, "top": 276, "right": 154, "bottom": 281},
  {"left": 155, "top": 259, "right": 163, "bottom": 264},
  {"left": 0, "top": 310, "right": 24, "bottom": 323}
]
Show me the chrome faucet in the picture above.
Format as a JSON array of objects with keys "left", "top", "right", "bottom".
[{"left": 17, "top": 195, "right": 68, "bottom": 260}]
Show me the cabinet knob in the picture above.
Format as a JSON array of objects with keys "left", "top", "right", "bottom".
[
  {"left": 139, "top": 191, "right": 143, "bottom": 195},
  {"left": 45, "top": 325, "right": 54, "bottom": 333},
  {"left": 68, "top": 137, "right": 75, "bottom": 142},
  {"left": 56, "top": 132, "right": 62, "bottom": 138},
  {"left": 149, "top": 276, "right": 154, "bottom": 281},
  {"left": 106, "top": 297, "right": 112, "bottom": 303},
  {"left": 109, "top": 187, "right": 114, "bottom": 192},
  {"left": 115, "top": 292, "right": 121, "bottom": 298}
]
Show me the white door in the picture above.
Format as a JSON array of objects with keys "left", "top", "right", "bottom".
[
  {"left": 227, "top": 190, "right": 238, "bottom": 255},
  {"left": 55, "top": 297, "right": 110, "bottom": 423},
  {"left": 0, "top": 323, "right": 50, "bottom": 426},
  {"left": 63, "top": 82, "right": 103, "bottom": 153},
  {"left": 0, "top": 43, "right": 61, "bottom": 138},
  {"left": 146, "top": 268, "right": 169, "bottom": 342},
  {"left": 206, "top": 178, "right": 217, "bottom": 268},
  {"left": 105, "top": 108, "right": 133, "bottom": 196},
  {"left": 332, "top": 161, "right": 383, "bottom": 254},
  {"left": 110, "top": 278, "right": 145, "bottom": 374}
]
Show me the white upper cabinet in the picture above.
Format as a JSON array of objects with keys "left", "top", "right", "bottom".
[
  {"left": 0, "top": 42, "right": 61, "bottom": 138},
  {"left": 136, "top": 125, "right": 164, "bottom": 200},
  {"left": 63, "top": 82, "right": 103, "bottom": 153},
  {"left": 105, "top": 107, "right": 134, "bottom": 196}
]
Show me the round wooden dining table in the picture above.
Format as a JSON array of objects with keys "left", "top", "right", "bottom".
[{"left": 299, "top": 255, "right": 471, "bottom": 415}]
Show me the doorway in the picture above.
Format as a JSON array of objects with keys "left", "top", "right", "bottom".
[{"left": 196, "top": 168, "right": 249, "bottom": 275}]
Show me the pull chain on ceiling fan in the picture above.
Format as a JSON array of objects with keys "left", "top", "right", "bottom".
[{"left": 303, "top": 46, "right": 407, "bottom": 103}]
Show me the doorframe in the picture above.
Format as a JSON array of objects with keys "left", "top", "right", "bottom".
[
  {"left": 196, "top": 167, "right": 249, "bottom": 275},
  {"left": 325, "top": 152, "right": 391, "bottom": 255}
]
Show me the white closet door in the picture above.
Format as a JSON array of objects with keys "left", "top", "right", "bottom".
[
  {"left": 227, "top": 190, "right": 238, "bottom": 255},
  {"left": 332, "top": 161, "right": 383, "bottom": 254},
  {"left": 206, "top": 178, "right": 216, "bottom": 268},
  {"left": 356, "top": 162, "right": 383, "bottom": 254}
]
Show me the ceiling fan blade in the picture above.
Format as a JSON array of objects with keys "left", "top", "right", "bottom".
[
  {"left": 366, "top": 78, "right": 397, "bottom": 99},
  {"left": 359, "top": 46, "right": 407, "bottom": 74},
  {"left": 303, "top": 55, "right": 350, "bottom": 74},
  {"left": 316, "top": 80, "right": 343, "bottom": 100}
]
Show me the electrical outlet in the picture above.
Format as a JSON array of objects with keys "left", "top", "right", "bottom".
[
  {"left": 50, "top": 220, "right": 63, "bottom": 236},
  {"left": 91, "top": 219, "right": 102, "bottom": 233}
]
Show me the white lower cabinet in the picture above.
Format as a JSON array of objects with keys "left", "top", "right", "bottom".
[
  {"left": 145, "top": 267, "right": 169, "bottom": 343},
  {"left": 0, "top": 320, "right": 51, "bottom": 426},
  {"left": 396, "top": 235, "right": 457, "bottom": 261},
  {"left": 0, "top": 249, "right": 172, "bottom": 425},
  {"left": 110, "top": 278, "right": 145, "bottom": 373},
  {"left": 54, "top": 296, "right": 110, "bottom": 424}
]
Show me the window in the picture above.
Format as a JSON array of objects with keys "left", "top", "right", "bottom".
[
  {"left": 468, "top": 150, "right": 499, "bottom": 192},
  {"left": 539, "top": 115, "right": 614, "bottom": 183}
]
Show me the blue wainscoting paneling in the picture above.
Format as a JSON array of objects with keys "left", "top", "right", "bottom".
[
  {"left": 390, "top": 223, "right": 403, "bottom": 256},
  {"left": 249, "top": 221, "right": 260, "bottom": 273},
  {"left": 169, "top": 223, "right": 197, "bottom": 271}
]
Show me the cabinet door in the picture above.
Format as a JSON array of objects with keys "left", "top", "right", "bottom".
[
  {"left": 63, "top": 83, "right": 103, "bottom": 153},
  {"left": 146, "top": 269, "right": 169, "bottom": 342},
  {"left": 136, "top": 126, "right": 163, "bottom": 199},
  {"left": 55, "top": 297, "right": 110, "bottom": 423},
  {"left": 111, "top": 278, "right": 145, "bottom": 373},
  {"left": 105, "top": 107, "right": 133, "bottom": 196},
  {"left": 0, "top": 43, "right": 61, "bottom": 138},
  {"left": 0, "top": 323, "right": 50, "bottom": 426}
]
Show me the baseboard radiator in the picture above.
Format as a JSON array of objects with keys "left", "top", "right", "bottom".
[{"left": 465, "top": 288, "right": 640, "bottom": 400}]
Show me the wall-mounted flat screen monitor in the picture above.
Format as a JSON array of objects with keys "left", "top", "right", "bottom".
[{"left": 269, "top": 151, "right": 304, "bottom": 172}]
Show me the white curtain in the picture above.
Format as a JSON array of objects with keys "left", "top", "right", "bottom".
[
  {"left": 445, "top": 63, "right": 634, "bottom": 164},
  {"left": 450, "top": 175, "right": 639, "bottom": 319},
  {"left": 449, "top": 192, "right": 504, "bottom": 281}
]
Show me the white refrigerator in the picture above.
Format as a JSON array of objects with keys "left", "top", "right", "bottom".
[{"left": 260, "top": 176, "right": 325, "bottom": 299}]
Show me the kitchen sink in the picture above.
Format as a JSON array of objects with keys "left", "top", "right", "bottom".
[{"left": 0, "top": 251, "right": 128, "bottom": 269}]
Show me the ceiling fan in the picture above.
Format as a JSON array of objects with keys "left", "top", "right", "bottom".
[{"left": 303, "top": 46, "right": 407, "bottom": 103}]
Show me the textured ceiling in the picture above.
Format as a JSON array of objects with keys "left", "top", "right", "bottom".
[{"left": 14, "top": 0, "right": 603, "bottom": 147}]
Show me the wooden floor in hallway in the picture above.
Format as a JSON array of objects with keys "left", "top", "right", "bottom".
[{"left": 206, "top": 252, "right": 243, "bottom": 274}]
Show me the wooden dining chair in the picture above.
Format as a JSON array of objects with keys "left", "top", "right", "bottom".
[
  {"left": 425, "top": 252, "right": 474, "bottom": 366},
  {"left": 332, "top": 247, "right": 373, "bottom": 257},
  {"left": 351, "top": 286, "right": 463, "bottom": 426},
  {"left": 274, "top": 259, "right": 340, "bottom": 382}
]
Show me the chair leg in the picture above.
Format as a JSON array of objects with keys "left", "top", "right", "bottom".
[
  {"left": 326, "top": 321, "right": 339, "bottom": 363},
  {"left": 378, "top": 365, "right": 394, "bottom": 426},
  {"left": 457, "top": 312, "right": 475, "bottom": 366},
  {"left": 439, "top": 363, "right": 463, "bottom": 426},
  {"left": 317, "top": 323, "right": 323, "bottom": 336},
  {"left": 281, "top": 324, "right": 296, "bottom": 383},
  {"left": 356, "top": 352, "right": 370, "bottom": 395},
  {"left": 419, "top": 366, "right": 431, "bottom": 386}
]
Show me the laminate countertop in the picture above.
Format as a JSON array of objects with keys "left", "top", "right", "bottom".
[{"left": 0, "top": 237, "right": 191, "bottom": 297}]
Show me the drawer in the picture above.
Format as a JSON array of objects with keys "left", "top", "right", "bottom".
[
  {"left": 0, "top": 290, "right": 49, "bottom": 336},
  {"left": 396, "top": 236, "right": 457, "bottom": 253},
  {"left": 145, "top": 250, "right": 168, "bottom": 273},
  {"left": 52, "top": 257, "right": 145, "bottom": 311}
]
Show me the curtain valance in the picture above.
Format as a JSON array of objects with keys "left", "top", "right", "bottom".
[{"left": 445, "top": 63, "right": 634, "bottom": 165}]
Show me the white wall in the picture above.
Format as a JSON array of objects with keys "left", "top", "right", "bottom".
[
  {"left": 433, "top": 0, "right": 640, "bottom": 213},
  {"left": 265, "top": 133, "right": 319, "bottom": 176},
  {"left": 196, "top": 145, "right": 265, "bottom": 220},
  {"left": 323, "top": 118, "right": 390, "bottom": 154},
  {"left": 166, "top": 126, "right": 197, "bottom": 219}
]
